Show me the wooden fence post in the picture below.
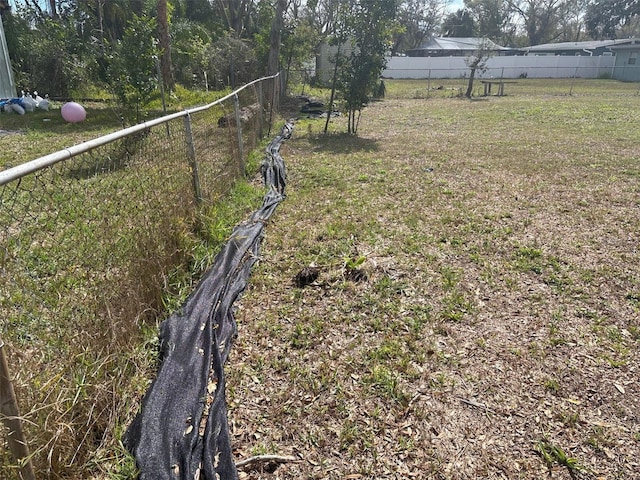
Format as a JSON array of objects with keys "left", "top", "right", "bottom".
[
  {"left": 183, "top": 112, "right": 202, "bottom": 205},
  {"left": 0, "top": 335, "right": 36, "bottom": 480}
]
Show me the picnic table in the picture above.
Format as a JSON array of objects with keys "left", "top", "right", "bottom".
[{"left": 480, "top": 80, "right": 518, "bottom": 96}]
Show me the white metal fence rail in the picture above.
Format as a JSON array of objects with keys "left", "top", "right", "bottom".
[{"left": 0, "top": 73, "right": 281, "bottom": 478}]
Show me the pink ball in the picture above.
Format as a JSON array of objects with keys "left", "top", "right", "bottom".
[{"left": 61, "top": 102, "right": 86, "bottom": 123}]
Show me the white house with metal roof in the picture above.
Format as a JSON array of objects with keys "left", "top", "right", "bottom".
[
  {"left": 610, "top": 40, "right": 640, "bottom": 81},
  {"left": 405, "top": 37, "right": 515, "bottom": 57},
  {"left": 520, "top": 38, "right": 637, "bottom": 56}
]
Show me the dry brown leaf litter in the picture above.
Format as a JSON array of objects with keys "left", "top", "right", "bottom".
[{"left": 228, "top": 95, "right": 639, "bottom": 479}]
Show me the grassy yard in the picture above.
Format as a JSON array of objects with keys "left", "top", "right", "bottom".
[
  {"left": 229, "top": 80, "right": 640, "bottom": 479},
  {"left": 0, "top": 86, "right": 230, "bottom": 167},
  {"left": 1, "top": 79, "right": 638, "bottom": 478},
  {"left": 0, "top": 86, "right": 262, "bottom": 478}
]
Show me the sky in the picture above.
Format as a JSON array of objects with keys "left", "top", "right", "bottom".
[
  {"left": 448, "top": 0, "right": 465, "bottom": 11},
  {"left": 10, "top": 1, "right": 50, "bottom": 12}
]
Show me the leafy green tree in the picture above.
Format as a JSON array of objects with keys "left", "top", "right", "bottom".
[
  {"left": 206, "top": 31, "right": 258, "bottom": 89},
  {"left": 107, "top": 14, "right": 159, "bottom": 121},
  {"left": 585, "top": 0, "right": 640, "bottom": 39},
  {"left": 76, "top": 0, "right": 147, "bottom": 44},
  {"left": 392, "top": 0, "right": 447, "bottom": 54},
  {"left": 170, "top": 18, "right": 211, "bottom": 87},
  {"left": 464, "top": 0, "right": 515, "bottom": 44},
  {"left": 464, "top": 39, "right": 492, "bottom": 98},
  {"left": 280, "top": 18, "right": 319, "bottom": 86},
  {"left": 332, "top": 0, "right": 397, "bottom": 134},
  {"left": 216, "top": 0, "right": 259, "bottom": 37},
  {"left": 555, "top": 0, "right": 588, "bottom": 41},
  {"left": 267, "top": 0, "right": 287, "bottom": 74},
  {"left": 2, "top": 9, "right": 30, "bottom": 88},
  {"left": 441, "top": 9, "right": 475, "bottom": 36},
  {"left": 253, "top": 0, "right": 275, "bottom": 69},
  {"left": 157, "top": 0, "right": 174, "bottom": 91},
  {"left": 174, "top": 0, "right": 221, "bottom": 32},
  {"left": 323, "top": 0, "right": 354, "bottom": 133},
  {"left": 304, "top": 0, "right": 346, "bottom": 39},
  {"left": 507, "top": 0, "right": 564, "bottom": 45},
  {"left": 7, "top": 12, "right": 90, "bottom": 96},
  {"left": 254, "top": 0, "right": 317, "bottom": 86}
]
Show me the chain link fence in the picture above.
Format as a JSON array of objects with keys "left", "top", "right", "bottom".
[
  {"left": 377, "top": 75, "right": 640, "bottom": 99},
  {"left": 0, "top": 73, "right": 281, "bottom": 479}
]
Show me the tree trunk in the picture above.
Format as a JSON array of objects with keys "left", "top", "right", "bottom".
[
  {"left": 324, "top": 44, "right": 342, "bottom": 134},
  {"left": 48, "top": 0, "right": 57, "bottom": 18},
  {"left": 0, "top": 337, "right": 35, "bottom": 480},
  {"left": 267, "top": 0, "right": 286, "bottom": 75},
  {"left": 465, "top": 67, "right": 476, "bottom": 98},
  {"left": 157, "top": 0, "right": 174, "bottom": 91}
]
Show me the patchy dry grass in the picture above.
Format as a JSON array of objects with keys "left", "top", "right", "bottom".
[{"left": 229, "top": 81, "right": 640, "bottom": 479}]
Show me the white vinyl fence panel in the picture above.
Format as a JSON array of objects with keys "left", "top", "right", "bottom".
[{"left": 383, "top": 55, "right": 616, "bottom": 79}]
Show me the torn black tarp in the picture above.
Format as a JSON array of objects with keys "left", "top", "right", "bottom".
[{"left": 124, "top": 121, "right": 294, "bottom": 480}]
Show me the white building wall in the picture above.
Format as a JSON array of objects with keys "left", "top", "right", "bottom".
[
  {"left": 317, "top": 42, "right": 357, "bottom": 84},
  {"left": 383, "top": 55, "right": 616, "bottom": 79}
]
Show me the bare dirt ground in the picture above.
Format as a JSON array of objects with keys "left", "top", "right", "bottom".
[{"left": 227, "top": 92, "right": 640, "bottom": 479}]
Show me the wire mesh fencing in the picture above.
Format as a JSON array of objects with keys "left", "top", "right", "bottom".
[
  {"left": 0, "top": 73, "right": 281, "bottom": 479},
  {"left": 378, "top": 76, "right": 640, "bottom": 99},
  {"left": 123, "top": 121, "right": 293, "bottom": 480}
]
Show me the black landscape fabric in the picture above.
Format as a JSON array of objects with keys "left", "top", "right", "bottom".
[{"left": 124, "top": 121, "right": 294, "bottom": 480}]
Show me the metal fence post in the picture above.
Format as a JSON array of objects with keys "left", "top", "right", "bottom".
[
  {"left": 183, "top": 113, "right": 202, "bottom": 205},
  {"left": 569, "top": 65, "right": 579, "bottom": 96},
  {"left": 0, "top": 336, "right": 36, "bottom": 480},
  {"left": 233, "top": 94, "right": 245, "bottom": 174}
]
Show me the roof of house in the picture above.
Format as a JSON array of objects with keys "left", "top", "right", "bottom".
[
  {"left": 609, "top": 39, "right": 640, "bottom": 50},
  {"left": 522, "top": 38, "right": 637, "bottom": 53},
  {"left": 407, "top": 37, "right": 512, "bottom": 53}
]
